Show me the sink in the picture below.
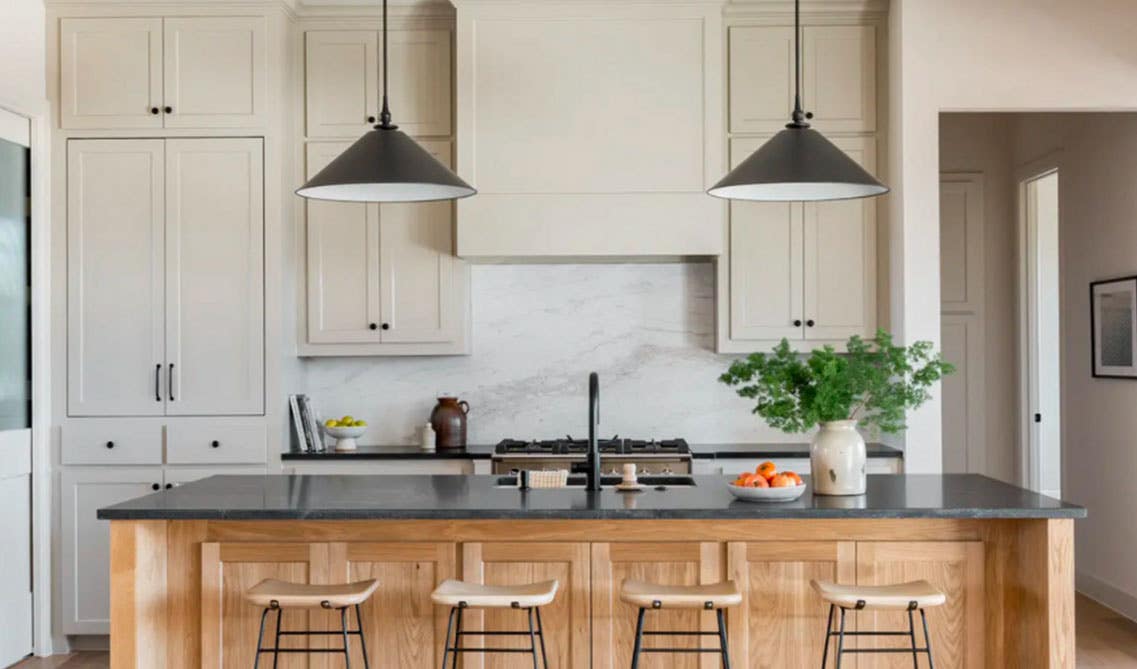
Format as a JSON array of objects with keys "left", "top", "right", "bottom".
[{"left": 495, "top": 474, "right": 696, "bottom": 489}]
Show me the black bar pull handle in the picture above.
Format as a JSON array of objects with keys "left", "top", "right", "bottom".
[
  {"left": 155, "top": 364, "right": 161, "bottom": 402},
  {"left": 169, "top": 363, "right": 175, "bottom": 401}
]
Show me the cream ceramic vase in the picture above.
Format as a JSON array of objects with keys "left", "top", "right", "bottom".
[{"left": 810, "top": 420, "right": 867, "bottom": 496}]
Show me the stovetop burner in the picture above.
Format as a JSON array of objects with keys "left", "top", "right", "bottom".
[{"left": 494, "top": 436, "right": 690, "bottom": 456}]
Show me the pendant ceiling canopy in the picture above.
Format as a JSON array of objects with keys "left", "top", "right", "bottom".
[
  {"left": 296, "top": 0, "right": 475, "bottom": 203},
  {"left": 708, "top": 0, "right": 888, "bottom": 202}
]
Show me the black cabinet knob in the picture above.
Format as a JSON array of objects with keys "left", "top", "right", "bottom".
[
  {"left": 106, "top": 441, "right": 114, "bottom": 449},
  {"left": 165, "top": 483, "right": 173, "bottom": 490},
  {"left": 367, "top": 115, "right": 376, "bottom": 123},
  {"left": 793, "top": 319, "right": 802, "bottom": 327},
  {"left": 151, "top": 483, "right": 160, "bottom": 491},
  {"left": 805, "top": 111, "right": 814, "bottom": 119},
  {"left": 163, "top": 106, "right": 173, "bottom": 114},
  {"left": 381, "top": 323, "right": 390, "bottom": 330},
  {"left": 806, "top": 319, "right": 815, "bottom": 327},
  {"left": 369, "top": 323, "right": 378, "bottom": 330},
  {"left": 150, "top": 107, "right": 160, "bottom": 115},
  {"left": 211, "top": 440, "right": 220, "bottom": 448}
]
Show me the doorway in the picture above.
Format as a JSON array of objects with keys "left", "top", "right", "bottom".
[
  {"left": 0, "top": 107, "right": 33, "bottom": 665},
  {"left": 1020, "top": 167, "right": 1062, "bottom": 498}
]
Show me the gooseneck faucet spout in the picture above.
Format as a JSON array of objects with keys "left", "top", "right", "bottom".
[{"left": 586, "top": 372, "right": 601, "bottom": 491}]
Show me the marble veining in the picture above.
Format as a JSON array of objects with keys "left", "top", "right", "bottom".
[{"left": 301, "top": 263, "right": 801, "bottom": 446}]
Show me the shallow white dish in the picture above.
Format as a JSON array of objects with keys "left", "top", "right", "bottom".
[
  {"left": 726, "top": 481, "right": 807, "bottom": 502},
  {"left": 323, "top": 425, "right": 366, "bottom": 451}
]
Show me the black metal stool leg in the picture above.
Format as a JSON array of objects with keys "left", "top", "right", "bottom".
[
  {"left": 439, "top": 607, "right": 456, "bottom": 669},
  {"left": 908, "top": 607, "right": 919, "bottom": 668},
  {"left": 355, "top": 603, "right": 371, "bottom": 669},
  {"left": 253, "top": 607, "right": 270, "bottom": 669},
  {"left": 535, "top": 606, "right": 550, "bottom": 669},
  {"left": 450, "top": 603, "right": 465, "bottom": 669},
  {"left": 921, "top": 609, "right": 936, "bottom": 669},
  {"left": 716, "top": 607, "right": 732, "bottom": 669},
  {"left": 820, "top": 604, "right": 834, "bottom": 669},
  {"left": 272, "top": 605, "right": 283, "bottom": 669},
  {"left": 340, "top": 606, "right": 353, "bottom": 669},
  {"left": 834, "top": 607, "right": 847, "bottom": 669},
  {"left": 526, "top": 607, "right": 539, "bottom": 669},
  {"left": 630, "top": 607, "right": 646, "bottom": 669}
]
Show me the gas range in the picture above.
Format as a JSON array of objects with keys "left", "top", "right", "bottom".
[{"left": 491, "top": 437, "right": 692, "bottom": 475}]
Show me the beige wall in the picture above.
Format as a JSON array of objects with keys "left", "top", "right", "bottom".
[
  {"left": 938, "top": 114, "right": 1018, "bottom": 484},
  {"left": 889, "top": 0, "right": 1137, "bottom": 472},
  {"left": 0, "top": 0, "right": 46, "bottom": 113}
]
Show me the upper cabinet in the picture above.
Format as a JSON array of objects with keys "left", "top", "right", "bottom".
[
  {"left": 729, "top": 24, "right": 876, "bottom": 134},
  {"left": 60, "top": 17, "right": 266, "bottom": 130},
  {"left": 305, "top": 29, "right": 451, "bottom": 139}
]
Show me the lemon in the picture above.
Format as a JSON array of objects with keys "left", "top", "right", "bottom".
[
  {"left": 325, "top": 419, "right": 339, "bottom": 428},
  {"left": 355, "top": 420, "right": 367, "bottom": 427},
  {"left": 341, "top": 415, "right": 354, "bottom": 424}
]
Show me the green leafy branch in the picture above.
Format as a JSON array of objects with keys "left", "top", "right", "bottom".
[{"left": 718, "top": 330, "right": 954, "bottom": 434}]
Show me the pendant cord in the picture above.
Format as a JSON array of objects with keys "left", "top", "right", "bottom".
[
  {"left": 378, "top": 0, "right": 395, "bottom": 129},
  {"left": 789, "top": 0, "right": 809, "bottom": 128}
]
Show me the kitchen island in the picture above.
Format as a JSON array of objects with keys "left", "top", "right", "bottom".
[{"left": 99, "top": 474, "right": 1084, "bottom": 668}]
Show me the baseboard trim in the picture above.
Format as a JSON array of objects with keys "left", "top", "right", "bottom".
[{"left": 1078, "top": 570, "right": 1137, "bottom": 623}]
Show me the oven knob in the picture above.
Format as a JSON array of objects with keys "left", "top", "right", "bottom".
[{"left": 661, "top": 467, "right": 673, "bottom": 475}]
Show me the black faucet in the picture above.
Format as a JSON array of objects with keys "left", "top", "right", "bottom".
[{"left": 586, "top": 372, "right": 602, "bottom": 491}]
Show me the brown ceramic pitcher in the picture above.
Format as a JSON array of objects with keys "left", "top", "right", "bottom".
[{"left": 430, "top": 397, "right": 470, "bottom": 450}]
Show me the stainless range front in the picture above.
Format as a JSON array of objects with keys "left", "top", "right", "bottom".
[{"left": 491, "top": 437, "right": 692, "bottom": 476}]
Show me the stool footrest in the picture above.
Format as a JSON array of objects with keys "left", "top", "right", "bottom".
[
  {"left": 838, "top": 647, "right": 932, "bottom": 654},
  {"left": 643, "top": 630, "right": 720, "bottom": 636}
]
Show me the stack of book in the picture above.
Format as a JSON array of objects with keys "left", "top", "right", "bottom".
[{"left": 289, "top": 394, "right": 325, "bottom": 452}]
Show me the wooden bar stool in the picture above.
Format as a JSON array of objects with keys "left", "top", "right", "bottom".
[
  {"left": 431, "top": 578, "right": 559, "bottom": 668},
  {"left": 811, "top": 579, "right": 946, "bottom": 668},
  {"left": 619, "top": 579, "right": 742, "bottom": 669},
  {"left": 245, "top": 578, "right": 379, "bottom": 669}
]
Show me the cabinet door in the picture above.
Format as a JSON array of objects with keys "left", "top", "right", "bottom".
[
  {"left": 305, "top": 143, "right": 383, "bottom": 344},
  {"left": 382, "top": 29, "right": 452, "bottom": 136},
  {"left": 856, "top": 541, "right": 985, "bottom": 669},
  {"left": 727, "top": 541, "right": 855, "bottom": 668},
  {"left": 165, "top": 139, "right": 264, "bottom": 415},
  {"left": 67, "top": 140, "right": 166, "bottom": 417},
  {"left": 379, "top": 203, "right": 457, "bottom": 343},
  {"left": 61, "top": 467, "right": 163, "bottom": 634},
  {"left": 591, "top": 542, "right": 722, "bottom": 669},
  {"left": 462, "top": 543, "right": 591, "bottom": 669},
  {"left": 803, "top": 136, "right": 877, "bottom": 341},
  {"left": 60, "top": 18, "right": 163, "bottom": 129},
  {"left": 729, "top": 136, "right": 804, "bottom": 342},
  {"left": 163, "top": 17, "right": 267, "bottom": 128},
  {"left": 305, "top": 31, "right": 379, "bottom": 138},
  {"left": 803, "top": 25, "right": 876, "bottom": 132},
  {"left": 728, "top": 26, "right": 795, "bottom": 133},
  {"left": 201, "top": 543, "right": 323, "bottom": 668}
]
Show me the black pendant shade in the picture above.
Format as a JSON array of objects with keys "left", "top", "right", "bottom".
[
  {"left": 708, "top": 127, "right": 888, "bottom": 202},
  {"left": 296, "top": 128, "right": 475, "bottom": 202}
]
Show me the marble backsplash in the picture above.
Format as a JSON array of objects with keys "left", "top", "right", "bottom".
[{"left": 300, "top": 262, "right": 794, "bottom": 446}]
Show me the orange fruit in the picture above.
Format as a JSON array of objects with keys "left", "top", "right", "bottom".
[
  {"left": 769, "top": 473, "right": 795, "bottom": 488},
  {"left": 735, "top": 472, "right": 758, "bottom": 487},
  {"left": 756, "top": 461, "right": 778, "bottom": 481},
  {"left": 784, "top": 471, "right": 804, "bottom": 486},
  {"left": 752, "top": 475, "right": 770, "bottom": 488}
]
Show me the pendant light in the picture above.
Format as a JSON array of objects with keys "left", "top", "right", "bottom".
[
  {"left": 708, "top": 0, "right": 887, "bottom": 202},
  {"left": 296, "top": 0, "right": 476, "bottom": 202}
]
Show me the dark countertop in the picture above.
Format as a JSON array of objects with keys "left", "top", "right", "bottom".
[
  {"left": 97, "top": 474, "right": 1085, "bottom": 521},
  {"left": 281, "top": 443, "right": 902, "bottom": 461},
  {"left": 282, "top": 444, "right": 495, "bottom": 460}
]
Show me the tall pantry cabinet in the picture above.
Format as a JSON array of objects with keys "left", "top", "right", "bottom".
[{"left": 51, "top": 8, "right": 282, "bottom": 635}]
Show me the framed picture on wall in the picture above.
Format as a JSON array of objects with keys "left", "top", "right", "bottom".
[{"left": 1091, "top": 276, "right": 1137, "bottom": 378}]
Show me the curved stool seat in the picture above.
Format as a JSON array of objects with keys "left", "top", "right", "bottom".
[
  {"left": 246, "top": 578, "right": 379, "bottom": 609},
  {"left": 810, "top": 579, "right": 946, "bottom": 610},
  {"left": 620, "top": 578, "right": 742, "bottom": 609},
  {"left": 431, "top": 578, "right": 559, "bottom": 608}
]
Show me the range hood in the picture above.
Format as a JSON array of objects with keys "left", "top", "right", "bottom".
[{"left": 453, "top": 0, "right": 725, "bottom": 259}]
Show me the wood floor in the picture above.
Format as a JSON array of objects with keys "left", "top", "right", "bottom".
[{"left": 10, "top": 595, "right": 1137, "bottom": 668}]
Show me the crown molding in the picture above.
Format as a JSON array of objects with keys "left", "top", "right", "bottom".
[{"left": 724, "top": 0, "right": 887, "bottom": 18}]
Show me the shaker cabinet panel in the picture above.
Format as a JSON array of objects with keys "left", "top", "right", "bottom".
[
  {"left": 728, "top": 26, "right": 795, "bottom": 133},
  {"left": 67, "top": 140, "right": 166, "bottom": 416},
  {"left": 164, "top": 138, "right": 264, "bottom": 415},
  {"left": 803, "top": 25, "right": 876, "bottom": 133},
  {"left": 305, "top": 30, "right": 379, "bottom": 138},
  {"left": 382, "top": 29, "right": 452, "bottom": 137},
  {"left": 162, "top": 17, "right": 267, "bottom": 128},
  {"left": 730, "top": 199, "right": 804, "bottom": 341},
  {"left": 60, "top": 18, "right": 164, "bottom": 129},
  {"left": 379, "top": 199, "right": 458, "bottom": 344}
]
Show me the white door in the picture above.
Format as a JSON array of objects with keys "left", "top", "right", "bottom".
[
  {"left": 381, "top": 29, "right": 452, "bottom": 136},
  {"left": 163, "top": 17, "right": 267, "bottom": 128},
  {"left": 379, "top": 200, "right": 457, "bottom": 343},
  {"left": 727, "top": 26, "right": 795, "bottom": 134},
  {"left": 59, "top": 18, "right": 164, "bottom": 129},
  {"left": 67, "top": 139, "right": 166, "bottom": 416},
  {"left": 61, "top": 468, "right": 163, "bottom": 634},
  {"left": 802, "top": 25, "right": 876, "bottom": 132},
  {"left": 1022, "top": 170, "right": 1062, "bottom": 498},
  {"left": 165, "top": 138, "right": 264, "bottom": 415},
  {"left": 803, "top": 136, "right": 877, "bottom": 341},
  {"left": 0, "top": 110, "right": 32, "bottom": 666},
  {"left": 305, "top": 30, "right": 379, "bottom": 138}
]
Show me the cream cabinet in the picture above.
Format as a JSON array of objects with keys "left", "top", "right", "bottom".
[
  {"left": 724, "top": 135, "right": 877, "bottom": 350},
  {"left": 729, "top": 24, "right": 875, "bottom": 134},
  {"left": 305, "top": 29, "right": 451, "bottom": 138},
  {"left": 67, "top": 138, "right": 264, "bottom": 416},
  {"left": 302, "top": 142, "right": 466, "bottom": 355},
  {"left": 60, "top": 17, "right": 266, "bottom": 129}
]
